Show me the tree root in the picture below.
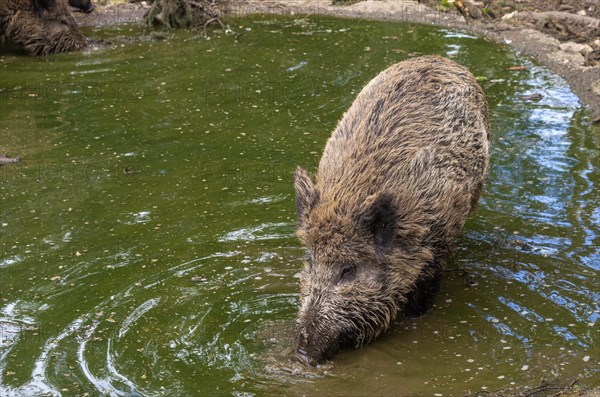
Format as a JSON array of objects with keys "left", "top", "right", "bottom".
[{"left": 144, "top": 0, "right": 227, "bottom": 30}]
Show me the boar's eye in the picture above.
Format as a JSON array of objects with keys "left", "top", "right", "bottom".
[{"left": 339, "top": 264, "right": 356, "bottom": 283}]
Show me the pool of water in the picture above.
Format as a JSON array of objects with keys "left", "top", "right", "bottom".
[{"left": 0, "top": 14, "right": 598, "bottom": 397}]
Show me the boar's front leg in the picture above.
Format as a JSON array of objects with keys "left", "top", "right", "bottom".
[{"left": 402, "top": 270, "right": 441, "bottom": 318}]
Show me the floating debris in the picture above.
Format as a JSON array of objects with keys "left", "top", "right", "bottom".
[
  {"left": 521, "top": 93, "right": 544, "bottom": 101},
  {"left": 287, "top": 61, "right": 308, "bottom": 72},
  {"left": 505, "top": 66, "right": 528, "bottom": 71}
]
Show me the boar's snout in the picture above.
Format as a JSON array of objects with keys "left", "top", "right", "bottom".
[
  {"left": 291, "top": 348, "right": 312, "bottom": 366},
  {"left": 294, "top": 305, "right": 342, "bottom": 366},
  {"left": 294, "top": 329, "right": 340, "bottom": 366}
]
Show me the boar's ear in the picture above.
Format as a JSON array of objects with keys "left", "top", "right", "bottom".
[
  {"left": 359, "top": 192, "right": 396, "bottom": 251},
  {"left": 294, "top": 167, "right": 318, "bottom": 223}
]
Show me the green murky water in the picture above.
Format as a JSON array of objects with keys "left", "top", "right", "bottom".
[{"left": 0, "top": 14, "right": 598, "bottom": 396}]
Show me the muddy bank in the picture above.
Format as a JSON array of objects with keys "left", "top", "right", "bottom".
[{"left": 74, "top": 0, "right": 599, "bottom": 123}]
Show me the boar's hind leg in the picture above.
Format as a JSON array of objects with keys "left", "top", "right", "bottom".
[{"left": 402, "top": 271, "right": 441, "bottom": 318}]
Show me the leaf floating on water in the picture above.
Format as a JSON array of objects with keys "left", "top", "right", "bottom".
[
  {"left": 505, "top": 66, "right": 528, "bottom": 71},
  {"left": 465, "top": 273, "right": 478, "bottom": 286},
  {"left": 522, "top": 93, "right": 544, "bottom": 102}
]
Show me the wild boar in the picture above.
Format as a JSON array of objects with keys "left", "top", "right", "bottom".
[
  {"left": 0, "top": 0, "right": 86, "bottom": 55},
  {"left": 293, "top": 55, "right": 489, "bottom": 365}
]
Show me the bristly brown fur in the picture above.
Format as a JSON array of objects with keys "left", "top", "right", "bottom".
[
  {"left": 293, "top": 56, "right": 490, "bottom": 365},
  {"left": 0, "top": 0, "right": 85, "bottom": 56}
]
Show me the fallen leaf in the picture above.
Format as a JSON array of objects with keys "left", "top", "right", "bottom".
[
  {"left": 505, "top": 66, "right": 528, "bottom": 71},
  {"left": 522, "top": 93, "right": 543, "bottom": 101}
]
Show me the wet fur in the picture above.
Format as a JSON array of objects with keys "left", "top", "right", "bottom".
[
  {"left": 294, "top": 56, "right": 490, "bottom": 365},
  {"left": 0, "top": 0, "right": 85, "bottom": 55}
]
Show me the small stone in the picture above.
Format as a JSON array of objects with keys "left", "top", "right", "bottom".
[
  {"left": 502, "top": 11, "right": 516, "bottom": 20},
  {"left": 583, "top": 356, "right": 590, "bottom": 362},
  {"left": 549, "top": 50, "right": 585, "bottom": 67},
  {"left": 591, "top": 81, "right": 600, "bottom": 96},
  {"left": 559, "top": 42, "right": 593, "bottom": 55},
  {"left": 521, "top": 365, "right": 529, "bottom": 371}
]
